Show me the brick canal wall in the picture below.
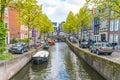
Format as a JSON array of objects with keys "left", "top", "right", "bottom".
[
  {"left": 0, "top": 45, "right": 45, "bottom": 80},
  {"left": 66, "top": 40, "right": 120, "bottom": 80}
]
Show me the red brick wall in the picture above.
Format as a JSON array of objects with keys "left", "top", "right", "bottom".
[{"left": 8, "top": 7, "right": 20, "bottom": 39}]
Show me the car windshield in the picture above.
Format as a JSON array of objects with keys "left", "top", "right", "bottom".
[
  {"left": 102, "top": 43, "right": 112, "bottom": 47},
  {"left": 14, "top": 43, "right": 23, "bottom": 47},
  {"left": 14, "top": 44, "right": 21, "bottom": 47},
  {"left": 82, "top": 42, "right": 87, "bottom": 44}
]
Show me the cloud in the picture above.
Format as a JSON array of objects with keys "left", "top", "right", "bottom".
[{"left": 37, "top": 0, "right": 86, "bottom": 23}]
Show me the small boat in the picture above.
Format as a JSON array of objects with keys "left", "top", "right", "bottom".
[
  {"left": 43, "top": 44, "right": 49, "bottom": 49},
  {"left": 32, "top": 51, "right": 49, "bottom": 64},
  {"left": 48, "top": 41, "right": 55, "bottom": 46}
]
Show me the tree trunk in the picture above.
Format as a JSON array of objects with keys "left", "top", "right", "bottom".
[
  {"left": 44, "top": 32, "right": 45, "bottom": 41},
  {"left": 39, "top": 31, "right": 42, "bottom": 42},
  {"left": 28, "top": 25, "right": 30, "bottom": 46},
  {"left": 0, "top": 4, "right": 5, "bottom": 22},
  {"left": 81, "top": 28, "right": 83, "bottom": 41}
]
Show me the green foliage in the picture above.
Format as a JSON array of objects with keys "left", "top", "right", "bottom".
[
  {"left": 76, "top": 5, "right": 92, "bottom": 29},
  {"left": 16, "top": 0, "right": 40, "bottom": 45},
  {"left": 88, "top": 0, "right": 120, "bottom": 18},
  {"left": 35, "top": 11, "right": 54, "bottom": 39},
  {"left": 62, "top": 11, "right": 77, "bottom": 33},
  {"left": 14, "top": 0, "right": 53, "bottom": 44},
  {"left": 0, "top": 53, "right": 13, "bottom": 60},
  {"left": 10, "top": 38, "right": 18, "bottom": 44},
  {"left": 19, "top": 38, "right": 29, "bottom": 43},
  {"left": 63, "top": 5, "right": 92, "bottom": 35},
  {"left": 0, "top": 0, "right": 12, "bottom": 22},
  {"left": 0, "top": 22, "right": 7, "bottom": 53}
]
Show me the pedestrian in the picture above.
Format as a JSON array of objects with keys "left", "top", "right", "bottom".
[{"left": 79, "top": 39, "right": 81, "bottom": 44}]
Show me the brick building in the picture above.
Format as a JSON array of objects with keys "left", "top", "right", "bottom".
[
  {"left": 109, "top": 19, "right": 120, "bottom": 48},
  {"left": 8, "top": 7, "right": 20, "bottom": 39}
]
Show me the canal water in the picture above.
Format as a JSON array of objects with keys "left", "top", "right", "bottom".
[{"left": 10, "top": 42, "right": 106, "bottom": 80}]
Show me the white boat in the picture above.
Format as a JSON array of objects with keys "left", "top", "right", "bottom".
[{"left": 32, "top": 51, "right": 49, "bottom": 64}]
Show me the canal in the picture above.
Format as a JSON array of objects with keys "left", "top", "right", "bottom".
[{"left": 10, "top": 42, "right": 106, "bottom": 80}]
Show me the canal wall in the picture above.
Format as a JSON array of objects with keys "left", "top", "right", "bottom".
[
  {"left": 66, "top": 40, "right": 120, "bottom": 80},
  {"left": 0, "top": 45, "right": 45, "bottom": 80}
]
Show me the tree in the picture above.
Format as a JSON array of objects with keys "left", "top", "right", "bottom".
[
  {"left": 87, "top": 0, "right": 120, "bottom": 17},
  {"left": 0, "top": 0, "right": 13, "bottom": 22},
  {"left": 76, "top": 5, "right": 91, "bottom": 30},
  {"left": 62, "top": 11, "right": 77, "bottom": 35},
  {"left": 75, "top": 5, "right": 92, "bottom": 40},
  {"left": 0, "top": 0, "right": 12, "bottom": 53},
  {"left": 0, "top": 22, "right": 7, "bottom": 53},
  {"left": 36, "top": 14, "right": 53, "bottom": 40},
  {"left": 18, "top": 0, "right": 39, "bottom": 45}
]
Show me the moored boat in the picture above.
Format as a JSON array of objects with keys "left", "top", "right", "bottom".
[
  {"left": 48, "top": 41, "right": 55, "bottom": 46},
  {"left": 43, "top": 44, "right": 49, "bottom": 49},
  {"left": 32, "top": 51, "right": 49, "bottom": 64}
]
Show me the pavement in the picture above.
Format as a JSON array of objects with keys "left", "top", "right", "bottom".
[{"left": 73, "top": 42, "right": 120, "bottom": 64}]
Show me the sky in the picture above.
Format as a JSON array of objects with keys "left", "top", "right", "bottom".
[{"left": 37, "top": 0, "right": 86, "bottom": 23}]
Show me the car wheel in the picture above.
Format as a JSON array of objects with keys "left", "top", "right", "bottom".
[
  {"left": 96, "top": 50, "right": 100, "bottom": 55},
  {"left": 108, "top": 53, "right": 112, "bottom": 55},
  {"left": 90, "top": 49, "right": 93, "bottom": 53},
  {"left": 26, "top": 48, "right": 28, "bottom": 52},
  {"left": 21, "top": 50, "right": 24, "bottom": 54}
]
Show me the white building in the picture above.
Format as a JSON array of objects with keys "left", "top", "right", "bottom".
[{"left": 4, "top": 8, "right": 10, "bottom": 44}]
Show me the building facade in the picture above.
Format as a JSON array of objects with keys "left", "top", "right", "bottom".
[
  {"left": 52, "top": 22, "right": 57, "bottom": 37},
  {"left": 109, "top": 19, "right": 120, "bottom": 48},
  {"left": 4, "top": 8, "right": 10, "bottom": 44},
  {"left": 99, "top": 17, "right": 108, "bottom": 42},
  {"left": 8, "top": 7, "right": 20, "bottom": 39},
  {"left": 20, "top": 25, "right": 28, "bottom": 39},
  {"left": 91, "top": 8, "right": 120, "bottom": 48}
]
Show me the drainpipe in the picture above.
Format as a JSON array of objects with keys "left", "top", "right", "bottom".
[{"left": 108, "top": 8, "right": 112, "bottom": 48}]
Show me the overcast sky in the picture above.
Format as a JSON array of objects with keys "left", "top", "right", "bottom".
[{"left": 37, "top": 0, "right": 86, "bottom": 23}]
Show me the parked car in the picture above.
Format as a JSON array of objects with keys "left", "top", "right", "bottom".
[
  {"left": 79, "top": 41, "right": 89, "bottom": 48},
  {"left": 8, "top": 42, "right": 29, "bottom": 54},
  {"left": 41, "top": 39, "right": 45, "bottom": 44},
  {"left": 69, "top": 36, "right": 77, "bottom": 43},
  {"left": 89, "top": 42, "right": 113, "bottom": 55}
]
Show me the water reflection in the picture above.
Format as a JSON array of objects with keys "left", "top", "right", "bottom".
[{"left": 10, "top": 42, "right": 106, "bottom": 80}]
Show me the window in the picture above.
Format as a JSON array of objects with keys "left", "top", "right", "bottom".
[
  {"left": 115, "top": 19, "right": 119, "bottom": 31},
  {"left": 94, "top": 26, "right": 99, "bottom": 34},
  {"left": 110, "top": 20, "right": 113, "bottom": 31},
  {"left": 5, "top": 23, "right": 8, "bottom": 28},
  {"left": 4, "top": 8, "right": 8, "bottom": 16},
  {"left": 109, "top": 34, "right": 113, "bottom": 43},
  {"left": 98, "top": 44, "right": 101, "bottom": 46},
  {"left": 94, "top": 44, "right": 97, "bottom": 46},
  {"left": 114, "top": 34, "right": 118, "bottom": 42},
  {"left": 100, "top": 19, "right": 107, "bottom": 28}
]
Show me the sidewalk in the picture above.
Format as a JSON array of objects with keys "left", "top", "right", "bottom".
[
  {"left": 113, "top": 48, "right": 120, "bottom": 52},
  {"left": 74, "top": 40, "right": 120, "bottom": 53}
]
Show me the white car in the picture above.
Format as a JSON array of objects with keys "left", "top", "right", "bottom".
[
  {"left": 90, "top": 42, "right": 113, "bottom": 55},
  {"left": 41, "top": 39, "right": 45, "bottom": 44}
]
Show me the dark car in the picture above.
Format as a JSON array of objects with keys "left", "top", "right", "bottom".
[
  {"left": 8, "top": 42, "right": 29, "bottom": 54},
  {"left": 79, "top": 41, "right": 89, "bottom": 48}
]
